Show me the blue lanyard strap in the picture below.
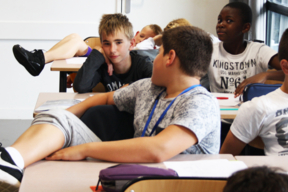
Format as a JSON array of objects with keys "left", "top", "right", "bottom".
[{"left": 141, "top": 84, "right": 200, "bottom": 137}]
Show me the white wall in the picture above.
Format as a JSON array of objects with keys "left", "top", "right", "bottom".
[
  {"left": 0, "top": 0, "right": 228, "bottom": 119},
  {"left": 128, "top": 0, "right": 228, "bottom": 36}
]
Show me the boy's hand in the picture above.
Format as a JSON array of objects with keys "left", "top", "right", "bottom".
[
  {"left": 234, "top": 72, "right": 267, "bottom": 97},
  {"left": 95, "top": 47, "right": 114, "bottom": 76},
  {"left": 121, "top": 84, "right": 129, "bottom": 89},
  {"left": 153, "top": 34, "right": 163, "bottom": 46},
  {"left": 45, "top": 145, "right": 86, "bottom": 161}
]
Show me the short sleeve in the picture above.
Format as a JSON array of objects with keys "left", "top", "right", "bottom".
[
  {"left": 170, "top": 93, "right": 220, "bottom": 143},
  {"left": 113, "top": 80, "right": 139, "bottom": 114},
  {"left": 258, "top": 44, "right": 277, "bottom": 69},
  {"left": 134, "top": 37, "right": 155, "bottom": 50},
  {"left": 230, "top": 99, "right": 265, "bottom": 143}
]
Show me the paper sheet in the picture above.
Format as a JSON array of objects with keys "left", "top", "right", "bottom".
[
  {"left": 35, "top": 99, "right": 84, "bottom": 113},
  {"left": 212, "top": 93, "right": 240, "bottom": 107},
  {"left": 66, "top": 57, "right": 87, "bottom": 64},
  {"left": 164, "top": 159, "right": 247, "bottom": 178}
]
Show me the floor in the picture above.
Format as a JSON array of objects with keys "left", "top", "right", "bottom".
[{"left": 0, "top": 119, "right": 32, "bottom": 147}]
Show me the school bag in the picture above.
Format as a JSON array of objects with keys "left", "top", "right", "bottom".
[
  {"left": 242, "top": 83, "right": 282, "bottom": 102},
  {"left": 96, "top": 164, "right": 178, "bottom": 192}
]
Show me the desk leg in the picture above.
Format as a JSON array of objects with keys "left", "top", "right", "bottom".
[{"left": 59, "top": 72, "right": 67, "bottom": 92}]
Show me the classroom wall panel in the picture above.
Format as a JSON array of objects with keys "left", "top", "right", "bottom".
[
  {"left": 127, "top": 0, "right": 229, "bottom": 36},
  {"left": 0, "top": 0, "right": 118, "bottom": 40}
]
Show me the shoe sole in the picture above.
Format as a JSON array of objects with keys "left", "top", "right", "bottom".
[
  {"left": 0, "top": 169, "right": 20, "bottom": 192},
  {"left": 12, "top": 45, "right": 39, "bottom": 76}
]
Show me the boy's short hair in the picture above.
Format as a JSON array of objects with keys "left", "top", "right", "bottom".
[
  {"left": 224, "top": 2, "right": 252, "bottom": 24},
  {"left": 164, "top": 18, "right": 192, "bottom": 32},
  {"left": 148, "top": 24, "right": 162, "bottom": 35},
  {"left": 99, "top": 13, "right": 134, "bottom": 42},
  {"left": 223, "top": 166, "right": 288, "bottom": 192},
  {"left": 279, "top": 28, "right": 288, "bottom": 61},
  {"left": 162, "top": 26, "right": 212, "bottom": 78}
]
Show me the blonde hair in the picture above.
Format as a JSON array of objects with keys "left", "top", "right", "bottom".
[
  {"left": 148, "top": 24, "right": 162, "bottom": 35},
  {"left": 99, "top": 14, "right": 134, "bottom": 42},
  {"left": 164, "top": 18, "right": 192, "bottom": 32}
]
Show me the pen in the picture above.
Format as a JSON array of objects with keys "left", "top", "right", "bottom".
[{"left": 217, "top": 97, "right": 229, "bottom": 100}]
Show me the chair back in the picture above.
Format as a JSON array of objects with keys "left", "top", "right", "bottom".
[
  {"left": 242, "top": 83, "right": 282, "bottom": 102},
  {"left": 121, "top": 177, "right": 227, "bottom": 192},
  {"left": 84, "top": 36, "right": 101, "bottom": 48}
]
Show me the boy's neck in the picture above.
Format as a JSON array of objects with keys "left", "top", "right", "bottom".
[
  {"left": 281, "top": 77, "right": 288, "bottom": 94},
  {"left": 113, "top": 54, "right": 132, "bottom": 74},
  {"left": 165, "top": 76, "right": 200, "bottom": 99},
  {"left": 223, "top": 39, "right": 247, "bottom": 55}
]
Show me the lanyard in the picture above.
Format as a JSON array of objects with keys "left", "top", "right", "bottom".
[{"left": 141, "top": 84, "right": 201, "bottom": 137}]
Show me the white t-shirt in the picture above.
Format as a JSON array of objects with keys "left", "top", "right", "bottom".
[
  {"left": 113, "top": 78, "right": 221, "bottom": 154},
  {"left": 231, "top": 88, "right": 288, "bottom": 156},
  {"left": 208, "top": 41, "right": 277, "bottom": 93},
  {"left": 134, "top": 37, "right": 155, "bottom": 50}
]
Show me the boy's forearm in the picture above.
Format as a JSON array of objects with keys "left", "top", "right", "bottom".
[
  {"left": 265, "top": 70, "right": 285, "bottom": 81},
  {"left": 67, "top": 92, "right": 115, "bottom": 118},
  {"left": 74, "top": 49, "right": 105, "bottom": 93},
  {"left": 83, "top": 125, "right": 198, "bottom": 163},
  {"left": 83, "top": 137, "right": 161, "bottom": 163}
]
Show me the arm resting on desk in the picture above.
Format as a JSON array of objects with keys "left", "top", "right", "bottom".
[
  {"left": 67, "top": 91, "right": 115, "bottom": 118},
  {"left": 74, "top": 49, "right": 105, "bottom": 93},
  {"left": 234, "top": 70, "right": 284, "bottom": 97},
  {"left": 46, "top": 125, "right": 198, "bottom": 163}
]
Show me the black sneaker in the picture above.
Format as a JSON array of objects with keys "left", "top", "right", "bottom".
[
  {"left": 0, "top": 143, "right": 23, "bottom": 192},
  {"left": 12, "top": 44, "right": 45, "bottom": 76}
]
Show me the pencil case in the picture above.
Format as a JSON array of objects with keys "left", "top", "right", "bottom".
[
  {"left": 96, "top": 164, "right": 178, "bottom": 192},
  {"left": 242, "top": 83, "right": 281, "bottom": 102}
]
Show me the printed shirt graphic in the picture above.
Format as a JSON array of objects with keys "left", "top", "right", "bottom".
[
  {"left": 208, "top": 41, "right": 277, "bottom": 93},
  {"left": 231, "top": 88, "right": 288, "bottom": 156},
  {"left": 113, "top": 78, "right": 221, "bottom": 154}
]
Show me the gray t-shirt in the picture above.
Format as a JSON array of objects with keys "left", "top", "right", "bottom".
[{"left": 114, "top": 78, "right": 220, "bottom": 154}]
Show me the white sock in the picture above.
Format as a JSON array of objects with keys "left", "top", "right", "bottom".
[{"left": 5, "top": 147, "right": 24, "bottom": 170}]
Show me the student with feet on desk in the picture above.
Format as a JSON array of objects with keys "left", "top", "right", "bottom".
[{"left": 12, "top": 14, "right": 158, "bottom": 93}]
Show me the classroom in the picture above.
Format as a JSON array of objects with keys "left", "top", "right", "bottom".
[{"left": 1, "top": 0, "right": 288, "bottom": 191}]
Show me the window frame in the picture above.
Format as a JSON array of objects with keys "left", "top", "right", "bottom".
[{"left": 266, "top": 1, "right": 288, "bottom": 49}]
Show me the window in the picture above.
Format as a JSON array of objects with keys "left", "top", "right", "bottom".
[{"left": 266, "top": 0, "right": 288, "bottom": 51}]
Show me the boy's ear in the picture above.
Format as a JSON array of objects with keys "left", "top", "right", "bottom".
[
  {"left": 129, "top": 38, "right": 136, "bottom": 51},
  {"left": 242, "top": 23, "right": 251, "bottom": 34},
  {"left": 165, "top": 49, "right": 176, "bottom": 67},
  {"left": 280, "top": 59, "right": 288, "bottom": 75}
]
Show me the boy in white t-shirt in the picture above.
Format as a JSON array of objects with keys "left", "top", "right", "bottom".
[
  {"left": 220, "top": 28, "right": 288, "bottom": 156},
  {"left": 208, "top": 2, "right": 284, "bottom": 96},
  {"left": 209, "top": 2, "right": 285, "bottom": 146}
]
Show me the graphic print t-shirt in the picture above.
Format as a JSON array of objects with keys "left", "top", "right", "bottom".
[{"left": 208, "top": 41, "right": 277, "bottom": 93}]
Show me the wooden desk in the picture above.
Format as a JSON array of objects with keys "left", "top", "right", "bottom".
[
  {"left": 33, "top": 92, "right": 98, "bottom": 117},
  {"left": 235, "top": 156, "right": 288, "bottom": 172},
  {"left": 19, "top": 154, "right": 234, "bottom": 192},
  {"left": 34, "top": 93, "right": 238, "bottom": 119},
  {"left": 51, "top": 59, "right": 83, "bottom": 92}
]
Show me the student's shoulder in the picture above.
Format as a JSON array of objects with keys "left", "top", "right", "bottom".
[
  {"left": 240, "top": 89, "right": 280, "bottom": 116},
  {"left": 184, "top": 86, "right": 219, "bottom": 107},
  {"left": 246, "top": 41, "right": 275, "bottom": 52},
  {"left": 130, "top": 50, "right": 154, "bottom": 64}
]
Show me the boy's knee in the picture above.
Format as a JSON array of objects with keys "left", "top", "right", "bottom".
[{"left": 67, "top": 33, "right": 83, "bottom": 42}]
